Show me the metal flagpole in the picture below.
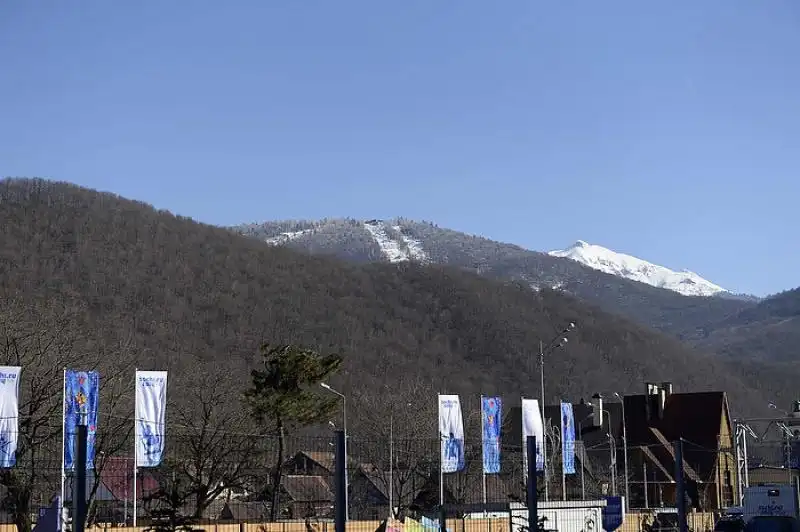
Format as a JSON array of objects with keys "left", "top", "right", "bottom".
[
  {"left": 539, "top": 341, "right": 549, "bottom": 502},
  {"left": 562, "top": 417, "right": 567, "bottom": 500},
  {"left": 438, "top": 394, "right": 444, "bottom": 508},
  {"left": 481, "top": 396, "right": 487, "bottom": 514},
  {"left": 133, "top": 368, "right": 138, "bottom": 527},
  {"left": 60, "top": 368, "right": 67, "bottom": 531}
]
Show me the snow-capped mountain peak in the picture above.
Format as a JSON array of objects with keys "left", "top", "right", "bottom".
[{"left": 548, "top": 240, "right": 727, "bottom": 297}]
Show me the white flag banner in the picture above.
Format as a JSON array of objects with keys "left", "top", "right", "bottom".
[
  {"left": 0, "top": 366, "right": 21, "bottom": 468},
  {"left": 522, "top": 397, "right": 544, "bottom": 477},
  {"left": 438, "top": 394, "right": 465, "bottom": 473},
  {"left": 135, "top": 370, "right": 168, "bottom": 467}
]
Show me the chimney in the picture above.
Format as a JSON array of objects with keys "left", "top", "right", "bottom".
[
  {"left": 644, "top": 382, "right": 662, "bottom": 422},
  {"left": 657, "top": 387, "right": 666, "bottom": 419},
  {"left": 591, "top": 393, "right": 603, "bottom": 427}
]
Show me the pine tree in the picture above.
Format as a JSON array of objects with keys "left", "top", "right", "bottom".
[{"left": 244, "top": 344, "right": 343, "bottom": 521}]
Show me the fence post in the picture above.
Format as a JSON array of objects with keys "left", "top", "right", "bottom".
[
  {"left": 527, "top": 436, "right": 537, "bottom": 532},
  {"left": 335, "top": 430, "right": 347, "bottom": 532},
  {"left": 674, "top": 439, "right": 688, "bottom": 532},
  {"left": 73, "top": 420, "right": 88, "bottom": 532}
]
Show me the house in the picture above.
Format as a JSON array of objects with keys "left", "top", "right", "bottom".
[
  {"left": 350, "top": 462, "right": 429, "bottom": 520},
  {"left": 280, "top": 475, "right": 334, "bottom": 519},
  {"left": 63, "top": 456, "right": 160, "bottom": 524},
  {"left": 411, "top": 471, "right": 514, "bottom": 515},
  {"left": 747, "top": 466, "right": 800, "bottom": 486},
  {"left": 505, "top": 382, "right": 736, "bottom": 510},
  {"left": 556, "top": 383, "right": 737, "bottom": 510},
  {"left": 620, "top": 383, "right": 738, "bottom": 510},
  {"left": 283, "top": 450, "right": 431, "bottom": 520},
  {"left": 284, "top": 451, "right": 336, "bottom": 477}
]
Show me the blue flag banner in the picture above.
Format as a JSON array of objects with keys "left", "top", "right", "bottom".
[
  {"left": 481, "top": 396, "right": 502, "bottom": 474},
  {"left": 64, "top": 370, "right": 99, "bottom": 470},
  {"left": 0, "top": 366, "right": 21, "bottom": 468},
  {"left": 438, "top": 394, "right": 465, "bottom": 473},
  {"left": 135, "top": 370, "right": 168, "bottom": 467},
  {"left": 561, "top": 401, "right": 576, "bottom": 475}
]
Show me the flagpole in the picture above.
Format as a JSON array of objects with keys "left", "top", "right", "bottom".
[
  {"left": 480, "top": 395, "right": 487, "bottom": 514},
  {"left": 561, "top": 403, "right": 567, "bottom": 501},
  {"left": 60, "top": 367, "right": 66, "bottom": 531},
  {"left": 438, "top": 394, "right": 444, "bottom": 508},
  {"left": 133, "top": 368, "right": 138, "bottom": 528},
  {"left": 521, "top": 396, "right": 526, "bottom": 487}
]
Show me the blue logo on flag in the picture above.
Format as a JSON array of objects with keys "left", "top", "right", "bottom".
[
  {"left": 481, "top": 396, "right": 502, "bottom": 474},
  {"left": 64, "top": 370, "right": 99, "bottom": 470}
]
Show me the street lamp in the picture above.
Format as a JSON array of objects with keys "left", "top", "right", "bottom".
[
  {"left": 577, "top": 414, "right": 593, "bottom": 500},
  {"left": 602, "top": 409, "right": 617, "bottom": 496},
  {"left": 614, "top": 392, "right": 630, "bottom": 506},
  {"left": 321, "top": 383, "right": 348, "bottom": 520},
  {"left": 538, "top": 322, "right": 576, "bottom": 501}
]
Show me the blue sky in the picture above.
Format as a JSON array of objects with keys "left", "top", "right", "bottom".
[{"left": 2, "top": 1, "right": 798, "bottom": 297}]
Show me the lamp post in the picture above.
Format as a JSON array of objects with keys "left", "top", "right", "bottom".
[
  {"left": 538, "top": 322, "right": 576, "bottom": 501},
  {"left": 614, "top": 392, "right": 630, "bottom": 505},
  {"left": 321, "top": 383, "right": 348, "bottom": 520},
  {"left": 602, "top": 409, "right": 617, "bottom": 496},
  {"left": 577, "top": 414, "right": 593, "bottom": 500}
]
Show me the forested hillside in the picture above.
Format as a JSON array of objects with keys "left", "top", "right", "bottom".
[
  {"left": 0, "top": 178, "right": 785, "bottom": 426},
  {"left": 695, "top": 288, "right": 800, "bottom": 362},
  {"left": 236, "top": 218, "right": 756, "bottom": 342}
]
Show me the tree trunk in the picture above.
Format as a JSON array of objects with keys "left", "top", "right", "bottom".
[
  {"left": 194, "top": 486, "right": 210, "bottom": 519},
  {"left": 270, "top": 420, "right": 285, "bottom": 522},
  {"left": 13, "top": 497, "right": 31, "bottom": 532}
]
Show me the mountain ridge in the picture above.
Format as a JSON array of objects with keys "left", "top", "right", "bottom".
[
  {"left": 548, "top": 239, "right": 727, "bottom": 298},
  {"left": 1, "top": 177, "right": 784, "bottom": 420},
  {"left": 232, "top": 217, "right": 800, "bottom": 364},
  {"left": 234, "top": 217, "right": 758, "bottom": 334}
]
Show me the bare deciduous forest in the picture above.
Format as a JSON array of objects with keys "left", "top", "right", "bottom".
[{"left": 0, "top": 178, "right": 789, "bottom": 421}]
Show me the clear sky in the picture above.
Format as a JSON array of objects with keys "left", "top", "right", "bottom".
[{"left": 2, "top": 1, "right": 798, "bottom": 297}]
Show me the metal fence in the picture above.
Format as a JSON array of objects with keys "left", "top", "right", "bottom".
[{"left": 0, "top": 429, "right": 739, "bottom": 530}]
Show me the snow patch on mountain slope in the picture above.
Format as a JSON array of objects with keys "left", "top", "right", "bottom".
[
  {"left": 265, "top": 229, "right": 313, "bottom": 245},
  {"left": 363, "top": 220, "right": 428, "bottom": 263},
  {"left": 391, "top": 225, "right": 428, "bottom": 262},
  {"left": 548, "top": 240, "right": 727, "bottom": 297}
]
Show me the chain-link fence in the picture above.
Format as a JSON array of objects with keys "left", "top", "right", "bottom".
[{"left": 0, "top": 428, "right": 741, "bottom": 532}]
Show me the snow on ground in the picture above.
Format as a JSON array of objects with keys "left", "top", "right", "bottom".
[
  {"left": 265, "top": 229, "right": 313, "bottom": 245},
  {"left": 363, "top": 221, "right": 410, "bottom": 262},
  {"left": 363, "top": 220, "right": 428, "bottom": 263},
  {"left": 548, "top": 240, "right": 726, "bottom": 297},
  {"left": 391, "top": 225, "right": 428, "bottom": 263}
]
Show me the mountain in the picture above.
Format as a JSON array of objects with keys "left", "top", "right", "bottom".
[
  {"left": 694, "top": 287, "right": 800, "bottom": 362},
  {"left": 0, "top": 178, "right": 785, "bottom": 419},
  {"left": 548, "top": 240, "right": 726, "bottom": 298},
  {"left": 235, "top": 218, "right": 756, "bottom": 341}
]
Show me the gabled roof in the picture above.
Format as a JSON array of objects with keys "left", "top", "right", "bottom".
[
  {"left": 626, "top": 390, "right": 729, "bottom": 482},
  {"left": 219, "top": 501, "right": 270, "bottom": 521},
  {"left": 281, "top": 475, "right": 334, "bottom": 503},
  {"left": 97, "top": 456, "right": 160, "bottom": 500},
  {"left": 356, "top": 463, "right": 427, "bottom": 502},
  {"left": 290, "top": 451, "right": 336, "bottom": 473}
]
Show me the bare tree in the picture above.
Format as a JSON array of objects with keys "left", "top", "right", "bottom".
[
  {"left": 155, "top": 368, "right": 265, "bottom": 520},
  {"left": 351, "top": 375, "right": 439, "bottom": 519},
  {"left": 85, "top": 355, "right": 136, "bottom": 527},
  {"left": 0, "top": 298, "right": 101, "bottom": 532}
]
